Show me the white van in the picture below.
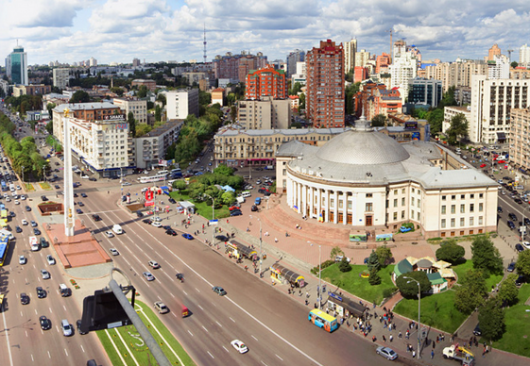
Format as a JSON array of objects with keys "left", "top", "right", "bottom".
[
  {"left": 61, "top": 319, "right": 73, "bottom": 337},
  {"left": 236, "top": 196, "right": 246, "bottom": 204},
  {"left": 112, "top": 224, "right": 123, "bottom": 235},
  {"left": 59, "top": 283, "right": 71, "bottom": 297},
  {"left": 240, "top": 191, "right": 251, "bottom": 198}
]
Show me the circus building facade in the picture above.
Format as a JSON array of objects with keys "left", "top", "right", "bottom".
[{"left": 275, "top": 116, "right": 498, "bottom": 239}]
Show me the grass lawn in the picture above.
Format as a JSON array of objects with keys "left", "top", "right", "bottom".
[
  {"left": 492, "top": 283, "right": 530, "bottom": 358},
  {"left": 97, "top": 300, "right": 196, "bottom": 366},
  {"left": 320, "top": 264, "right": 396, "bottom": 304},
  {"left": 393, "top": 289, "right": 467, "bottom": 333},
  {"left": 452, "top": 260, "right": 503, "bottom": 291},
  {"left": 25, "top": 183, "right": 34, "bottom": 192},
  {"left": 39, "top": 182, "right": 52, "bottom": 190},
  {"left": 169, "top": 191, "right": 230, "bottom": 220}
]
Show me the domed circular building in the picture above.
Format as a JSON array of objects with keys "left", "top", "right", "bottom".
[{"left": 275, "top": 117, "right": 498, "bottom": 239}]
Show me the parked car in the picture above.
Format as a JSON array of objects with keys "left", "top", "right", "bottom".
[
  {"left": 376, "top": 346, "right": 398, "bottom": 361},
  {"left": 182, "top": 233, "right": 194, "bottom": 240},
  {"left": 472, "top": 323, "right": 482, "bottom": 336},
  {"left": 166, "top": 229, "right": 177, "bottom": 236},
  {"left": 92, "top": 214, "right": 102, "bottom": 221},
  {"left": 507, "top": 262, "right": 516, "bottom": 272},
  {"left": 515, "top": 243, "right": 525, "bottom": 252},
  {"left": 508, "top": 220, "right": 516, "bottom": 230}
]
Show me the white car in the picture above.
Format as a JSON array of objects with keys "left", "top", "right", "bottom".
[
  {"left": 523, "top": 241, "right": 530, "bottom": 249},
  {"left": 14, "top": 200, "right": 20, "bottom": 205},
  {"left": 105, "top": 231, "right": 114, "bottom": 238},
  {"left": 20, "top": 195, "right": 26, "bottom": 200},
  {"left": 148, "top": 260, "right": 160, "bottom": 269},
  {"left": 154, "top": 301, "right": 169, "bottom": 314},
  {"left": 121, "top": 182, "right": 132, "bottom": 186},
  {"left": 19, "top": 255, "right": 27, "bottom": 265},
  {"left": 46, "top": 255, "right": 56, "bottom": 265},
  {"left": 41, "top": 269, "right": 51, "bottom": 280},
  {"left": 21, "top": 219, "right": 28, "bottom": 226},
  {"left": 109, "top": 248, "right": 119, "bottom": 256},
  {"left": 152, "top": 221, "right": 162, "bottom": 228},
  {"left": 230, "top": 340, "right": 249, "bottom": 354}
]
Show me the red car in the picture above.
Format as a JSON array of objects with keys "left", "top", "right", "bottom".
[
  {"left": 480, "top": 164, "right": 486, "bottom": 168},
  {"left": 498, "top": 160, "right": 505, "bottom": 164},
  {"left": 229, "top": 205, "right": 240, "bottom": 211}
]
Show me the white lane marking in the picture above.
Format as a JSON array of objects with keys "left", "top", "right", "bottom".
[
  {"left": 276, "top": 354, "right": 283, "bottom": 361},
  {"left": 64, "top": 349, "right": 69, "bottom": 357},
  {"left": 195, "top": 288, "right": 200, "bottom": 293},
  {"left": 170, "top": 292, "right": 176, "bottom": 298},
  {"left": 188, "top": 330, "right": 193, "bottom": 336},
  {"left": 20, "top": 311, "right": 23, "bottom": 317},
  {"left": 183, "top": 290, "right": 188, "bottom": 296},
  {"left": 252, "top": 335, "right": 258, "bottom": 341},
  {"left": 123, "top": 257, "right": 131, "bottom": 265},
  {"left": 207, "top": 351, "right": 214, "bottom": 359},
  {"left": 223, "top": 346, "right": 229, "bottom": 353},
  {"left": 216, "top": 321, "right": 222, "bottom": 328},
  {"left": 80, "top": 345, "right": 85, "bottom": 353},
  {"left": 63, "top": 305, "right": 67, "bottom": 311},
  {"left": 229, "top": 317, "right": 235, "bottom": 323},
  {"left": 25, "top": 330, "right": 28, "bottom": 337},
  {"left": 34, "top": 309, "right": 38, "bottom": 315},
  {"left": 198, "top": 305, "right": 204, "bottom": 311},
  {"left": 49, "top": 307, "right": 53, "bottom": 314},
  {"left": 261, "top": 361, "right": 269, "bottom": 366},
  {"left": 202, "top": 326, "right": 209, "bottom": 333},
  {"left": 164, "top": 272, "right": 173, "bottom": 281},
  {"left": 30, "top": 354, "right": 34, "bottom": 362},
  {"left": 47, "top": 351, "right": 51, "bottom": 359}
]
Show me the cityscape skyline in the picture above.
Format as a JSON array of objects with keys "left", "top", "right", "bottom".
[{"left": 1, "top": 0, "right": 530, "bottom": 66}]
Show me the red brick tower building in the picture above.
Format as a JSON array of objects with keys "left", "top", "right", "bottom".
[{"left": 245, "top": 65, "right": 287, "bottom": 100}]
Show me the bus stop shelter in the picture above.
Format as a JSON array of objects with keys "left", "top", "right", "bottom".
[
  {"left": 326, "top": 292, "right": 368, "bottom": 318},
  {"left": 270, "top": 263, "right": 306, "bottom": 287}
]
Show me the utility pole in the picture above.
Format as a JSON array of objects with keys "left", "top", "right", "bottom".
[{"left": 405, "top": 276, "right": 422, "bottom": 359}]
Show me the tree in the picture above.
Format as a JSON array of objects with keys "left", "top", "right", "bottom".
[
  {"left": 454, "top": 284, "right": 484, "bottom": 314},
  {"left": 330, "top": 246, "right": 345, "bottom": 260},
  {"left": 426, "top": 109, "right": 444, "bottom": 134},
  {"left": 516, "top": 250, "right": 530, "bottom": 277},
  {"left": 375, "top": 246, "right": 393, "bottom": 266},
  {"left": 110, "top": 87, "right": 124, "bottom": 97},
  {"left": 395, "top": 271, "right": 431, "bottom": 299},
  {"left": 478, "top": 298, "right": 505, "bottom": 341},
  {"left": 69, "top": 90, "right": 90, "bottom": 103},
  {"left": 345, "top": 82, "right": 361, "bottom": 115},
  {"left": 446, "top": 113, "right": 468, "bottom": 145},
  {"left": 435, "top": 240, "right": 465, "bottom": 264},
  {"left": 174, "top": 180, "right": 187, "bottom": 191},
  {"left": 127, "top": 112, "right": 136, "bottom": 137},
  {"left": 460, "top": 269, "right": 487, "bottom": 296},
  {"left": 471, "top": 236, "right": 503, "bottom": 274},
  {"left": 289, "top": 82, "right": 302, "bottom": 96},
  {"left": 299, "top": 93, "right": 306, "bottom": 111},
  {"left": 497, "top": 274, "right": 519, "bottom": 306},
  {"left": 137, "top": 85, "right": 148, "bottom": 98},
  {"left": 46, "top": 103, "right": 56, "bottom": 120},
  {"left": 154, "top": 105, "right": 162, "bottom": 122},
  {"left": 230, "top": 105, "right": 237, "bottom": 121},
  {"left": 366, "top": 250, "right": 380, "bottom": 272},
  {"left": 368, "top": 267, "right": 382, "bottom": 285},
  {"left": 45, "top": 121, "right": 53, "bottom": 135},
  {"left": 338, "top": 257, "right": 352, "bottom": 272},
  {"left": 511, "top": 61, "right": 518, "bottom": 69},
  {"left": 135, "top": 123, "right": 153, "bottom": 137},
  {"left": 156, "top": 93, "right": 166, "bottom": 106},
  {"left": 221, "top": 191, "right": 235, "bottom": 205},
  {"left": 439, "top": 86, "right": 457, "bottom": 108},
  {"left": 371, "top": 114, "right": 386, "bottom": 127},
  {"left": 213, "top": 164, "right": 234, "bottom": 176}
]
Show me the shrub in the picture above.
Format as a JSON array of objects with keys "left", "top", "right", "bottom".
[
  {"left": 338, "top": 258, "right": 352, "bottom": 272},
  {"left": 382, "top": 287, "right": 397, "bottom": 299},
  {"left": 368, "top": 267, "right": 381, "bottom": 285},
  {"left": 310, "top": 259, "right": 335, "bottom": 275}
]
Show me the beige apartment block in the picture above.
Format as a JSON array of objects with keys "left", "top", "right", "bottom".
[
  {"left": 237, "top": 97, "right": 291, "bottom": 130},
  {"left": 424, "top": 61, "right": 488, "bottom": 92},
  {"left": 113, "top": 97, "right": 148, "bottom": 124},
  {"left": 509, "top": 107, "right": 530, "bottom": 172}
]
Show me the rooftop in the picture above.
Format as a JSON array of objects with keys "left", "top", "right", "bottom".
[
  {"left": 139, "top": 119, "right": 184, "bottom": 138},
  {"left": 54, "top": 102, "right": 118, "bottom": 113}
]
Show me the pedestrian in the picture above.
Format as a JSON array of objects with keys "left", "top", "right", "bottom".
[
  {"left": 275, "top": 237, "right": 278, "bottom": 243},
  {"left": 398, "top": 331, "right": 402, "bottom": 338},
  {"left": 436, "top": 335, "right": 439, "bottom": 343},
  {"left": 431, "top": 350, "right": 434, "bottom": 359},
  {"left": 373, "top": 301, "right": 376, "bottom": 309},
  {"left": 389, "top": 323, "right": 392, "bottom": 332},
  {"left": 389, "top": 335, "right": 393, "bottom": 342},
  {"left": 305, "top": 299, "right": 308, "bottom": 306},
  {"left": 322, "top": 284, "right": 326, "bottom": 293},
  {"left": 412, "top": 350, "right": 416, "bottom": 358},
  {"left": 306, "top": 291, "right": 309, "bottom": 298},
  {"left": 372, "top": 336, "right": 377, "bottom": 343},
  {"left": 486, "top": 345, "right": 489, "bottom": 354},
  {"left": 482, "top": 347, "right": 486, "bottom": 357},
  {"left": 382, "top": 335, "right": 386, "bottom": 342},
  {"left": 406, "top": 330, "right": 410, "bottom": 339},
  {"left": 433, "top": 341, "right": 435, "bottom": 349}
]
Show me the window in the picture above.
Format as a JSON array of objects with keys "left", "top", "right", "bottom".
[
  {"left": 442, "top": 195, "right": 446, "bottom": 201},
  {"left": 366, "top": 203, "right": 373, "bottom": 211},
  {"left": 347, "top": 201, "right": 352, "bottom": 209},
  {"left": 461, "top": 194, "right": 465, "bottom": 199},
  {"left": 460, "top": 218, "right": 465, "bottom": 226},
  {"left": 470, "top": 203, "right": 474, "bottom": 212},
  {"left": 394, "top": 190, "right": 398, "bottom": 195},
  {"left": 394, "top": 199, "right": 398, "bottom": 207},
  {"left": 402, "top": 188, "right": 405, "bottom": 194},
  {"left": 479, "top": 216, "right": 483, "bottom": 225},
  {"left": 330, "top": 199, "right": 335, "bottom": 208},
  {"left": 479, "top": 203, "right": 483, "bottom": 212},
  {"left": 393, "top": 212, "right": 397, "bottom": 220},
  {"left": 417, "top": 199, "right": 421, "bottom": 208},
  {"left": 451, "top": 218, "right": 455, "bottom": 227},
  {"left": 470, "top": 217, "right": 474, "bottom": 226},
  {"left": 411, "top": 197, "right": 415, "bottom": 206},
  {"left": 441, "top": 205, "right": 446, "bottom": 214},
  {"left": 479, "top": 193, "right": 484, "bottom": 198},
  {"left": 412, "top": 188, "right": 415, "bottom": 193},
  {"left": 401, "top": 211, "right": 405, "bottom": 219},
  {"left": 366, "top": 193, "right": 373, "bottom": 198},
  {"left": 401, "top": 197, "right": 405, "bottom": 206},
  {"left": 460, "top": 204, "right": 465, "bottom": 213},
  {"left": 441, "top": 219, "right": 446, "bottom": 228},
  {"left": 451, "top": 195, "right": 456, "bottom": 200},
  {"left": 339, "top": 201, "right": 343, "bottom": 209},
  {"left": 417, "top": 212, "right": 421, "bottom": 220},
  {"left": 451, "top": 205, "right": 456, "bottom": 214},
  {"left": 470, "top": 194, "right": 474, "bottom": 199}
]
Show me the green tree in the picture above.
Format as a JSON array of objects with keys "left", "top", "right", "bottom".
[
  {"left": 478, "top": 298, "right": 505, "bottom": 341},
  {"left": 471, "top": 236, "right": 503, "bottom": 274},
  {"left": 137, "top": 85, "right": 148, "bottom": 98},
  {"left": 426, "top": 109, "right": 444, "bottom": 134},
  {"left": 395, "top": 271, "right": 431, "bottom": 299},
  {"left": 368, "top": 267, "right": 382, "bottom": 285},
  {"left": 127, "top": 112, "right": 136, "bottom": 137},
  {"left": 110, "top": 87, "right": 124, "bottom": 96},
  {"left": 375, "top": 246, "right": 393, "bottom": 266},
  {"left": 213, "top": 164, "right": 234, "bottom": 176},
  {"left": 436, "top": 240, "right": 466, "bottom": 264},
  {"left": 230, "top": 105, "right": 237, "bottom": 121},
  {"left": 330, "top": 246, "right": 345, "bottom": 260},
  {"left": 299, "top": 93, "right": 305, "bottom": 110},
  {"left": 345, "top": 82, "right": 361, "bottom": 115},
  {"left": 460, "top": 269, "right": 487, "bottom": 296},
  {"left": 154, "top": 105, "right": 162, "bottom": 122},
  {"left": 69, "top": 90, "right": 90, "bottom": 103},
  {"left": 45, "top": 121, "right": 53, "bottom": 135},
  {"left": 454, "top": 284, "right": 484, "bottom": 314},
  {"left": 174, "top": 180, "right": 187, "bottom": 191},
  {"left": 156, "top": 93, "right": 166, "bottom": 106},
  {"left": 366, "top": 250, "right": 380, "bottom": 272},
  {"left": 446, "top": 113, "right": 468, "bottom": 145},
  {"left": 511, "top": 61, "right": 518, "bottom": 69},
  {"left": 439, "top": 86, "right": 457, "bottom": 108},
  {"left": 338, "top": 257, "right": 352, "bottom": 272},
  {"left": 371, "top": 114, "right": 386, "bottom": 127},
  {"left": 46, "top": 102, "right": 56, "bottom": 120},
  {"left": 221, "top": 191, "right": 235, "bottom": 205},
  {"left": 135, "top": 123, "right": 153, "bottom": 137},
  {"left": 516, "top": 250, "right": 530, "bottom": 277},
  {"left": 289, "top": 82, "right": 302, "bottom": 96},
  {"left": 497, "top": 274, "right": 519, "bottom": 306}
]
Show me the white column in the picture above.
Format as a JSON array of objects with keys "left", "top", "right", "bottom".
[
  {"left": 334, "top": 191, "right": 339, "bottom": 224},
  {"left": 324, "top": 189, "right": 329, "bottom": 223},
  {"left": 63, "top": 113, "right": 75, "bottom": 237}
]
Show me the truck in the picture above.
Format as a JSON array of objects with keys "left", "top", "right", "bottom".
[{"left": 443, "top": 345, "right": 475, "bottom": 365}]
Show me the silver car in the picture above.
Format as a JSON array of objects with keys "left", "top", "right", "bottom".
[
  {"left": 41, "top": 269, "right": 51, "bottom": 280},
  {"left": 143, "top": 272, "right": 155, "bottom": 281}
]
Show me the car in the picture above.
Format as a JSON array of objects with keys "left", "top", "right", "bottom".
[
  {"left": 251, "top": 205, "right": 258, "bottom": 212},
  {"left": 20, "top": 293, "right": 30, "bottom": 305},
  {"left": 39, "top": 316, "right": 51, "bottom": 330},
  {"left": 20, "top": 195, "right": 26, "bottom": 200},
  {"left": 41, "top": 269, "right": 51, "bottom": 279},
  {"left": 212, "top": 286, "right": 227, "bottom": 296},
  {"left": 516, "top": 243, "right": 525, "bottom": 252},
  {"left": 525, "top": 218, "right": 530, "bottom": 226},
  {"left": 81, "top": 193, "right": 87, "bottom": 198},
  {"left": 41, "top": 195, "right": 48, "bottom": 201},
  {"left": 61, "top": 319, "right": 73, "bottom": 337},
  {"left": 216, "top": 235, "right": 229, "bottom": 242},
  {"left": 76, "top": 319, "right": 87, "bottom": 335},
  {"left": 508, "top": 220, "right": 516, "bottom": 230},
  {"left": 523, "top": 241, "right": 530, "bottom": 249},
  {"left": 230, "top": 210, "right": 242, "bottom": 217},
  {"left": 14, "top": 199, "right": 20, "bottom": 205},
  {"left": 503, "top": 176, "right": 511, "bottom": 180},
  {"left": 5, "top": 197, "right": 10, "bottom": 202},
  {"left": 136, "top": 211, "right": 144, "bottom": 218},
  {"left": 509, "top": 213, "right": 518, "bottom": 221},
  {"left": 515, "top": 275, "right": 525, "bottom": 287},
  {"left": 515, "top": 198, "right": 523, "bottom": 204},
  {"left": 54, "top": 185, "right": 60, "bottom": 189},
  {"left": 33, "top": 228, "right": 41, "bottom": 235},
  {"left": 121, "top": 182, "right": 132, "bottom": 186},
  {"left": 154, "top": 301, "right": 169, "bottom": 314},
  {"left": 21, "top": 219, "right": 28, "bottom": 225},
  {"left": 497, "top": 206, "right": 503, "bottom": 213},
  {"left": 109, "top": 248, "right": 119, "bottom": 256},
  {"left": 230, "top": 339, "right": 249, "bottom": 354},
  {"left": 92, "top": 214, "right": 101, "bottom": 221},
  {"left": 148, "top": 260, "right": 160, "bottom": 269},
  {"left": 376, "top": 346, "right": 398, "bottom": 361},
  {"left": 472, "top": 324, "right": 482, "bottom": 336},
  {"left": 15, "top": 226, "right": 22, "bottom": 233},
  {"left": 143, "top": 272, "right": 155, "bottom": 281},
  {"left": 507, "top": 262, "right": 516, "bottom": 272},
  {"left": 229, "top": 205, "right": 240, "bottom": 211},
  {"left": 165, "top": 228, "right": 177, "bottom": 236},
  {"left": 143, "top": 218, "right": 153, "bottom": 225},
  {"left": 16, "top": 185, "right": 20, "bottom": 190},
  {"left": 25, "top": 205, "right": 31, "bottom": 211},
  {"left": 46, "top": 255, "right": 56, "bottom": 265},
  {"left": 19, "top": 255, "right": 26, "bottom": 264},
  {"left": 76, "top": 208, "right": 83, "bottom": 214},
  {"left": 78, "top": 202, "right": 84, "bottom": 207},
  {"left": 89, "top": 177, "right": 97, "bottom": 181},
  {"left": 31, "top": 220, "right": 37, "bottom": 227},
  {"left": 168, "top": 198, "right": 176, "bottom": 204},
  {"left": 105, "top": 231, "right": 114, "bottom": 238},
  {"left": 36, "top": 286, "right": 47, "bottom": 298},
  {"left": 152, "top": 221, "right": 162, "bottom": 228},
  {"left": 182, "top": 233, "right": 194, "bottom": 240},
  {"left": 74, "top": 193, "right": 78, "bottom": 197}
]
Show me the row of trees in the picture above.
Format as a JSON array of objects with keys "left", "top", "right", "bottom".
[{"left": 4, "top": 95, "right": 43, "bottom": 115}]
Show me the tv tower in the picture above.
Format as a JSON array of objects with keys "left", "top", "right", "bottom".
[{"left": 203, "top": 23, "right": 207, "bottom": 64}]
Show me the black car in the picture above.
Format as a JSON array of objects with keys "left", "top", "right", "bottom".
[
  {"left": 20, "top": 293, "right": 30, "bottom": 305},
  {"left": 515, "top": 199, "right": 523, "bottom": 204},
  {"left": 516, "top": 243, "right": 525, "bottom": 252},
  {"left": 230, "top": 210, "right": 242, "bottom": 217},
  {"left": 524, "top": 218, "right": 530, "bottom": 226},
  {"left": 78, "top": 202, "right": 84, "bottom": 207},
  {"left": 89, "top": 177, "right": 97, "bottom": 181},
  {"left": 54, "top": 185, "right": 60, "bottom": 189},
  {"left": 251, "top": 205, "right": 258, "bottom": 212},
  {"left": 76, "top": 319, "right": 87, "bottom": 335},
  {"left": 9, "top": 211, "right": 15, "bottom": 217},
  {"left": 76, "top": 208, "right": 83, "bottom": 214},
  {"left": 33, "top": 228, "right": 41, "bottom": 235},
  {"left": 92, "top": 214, "right": 101, "bottom": 221},
  {"left": 143, "top": 219, "right": 153, "bottom": 225},
  {"left": 25, "top": 206, "right": 31, "bottom": 211},
  {"left": 168, "top": 198, "right": 176, "bottom": 204},
  {"left": 216, "top": 235, "right": 229, "bottom": 242},
  {"left": 15, "top": 226, "right": 22, "bottom": 233},
  {"left": 165, "top": 229, "right": 177, "bottom": 236},
  {"left": 36, "top": 286, "right": 47, "bottom": 298},
  {"left": 81, "top": 193, "right": 87, "bottom": 198},
  {"left": 41, "top": 195, "right": 48, "bottom": 201},
  {"left": 39, "top": 316, "right": 52, "bottom": 330},
  {"left": 74, "top": 193, "right": 78, "bottom": 198},
  {"left": 497, "top": 206, "right": 503, "bottom": 213},
  {"left": 507, "top": 262, "right": 516, "bottom": 272},
  {"left": 515, "top": 275, "right": 525, "bottom": 287},
  {"left": 508, "top": 220, "right": 516, "bottom": 230},
  {"left": 472, "top": 324, "right": 481, "bottom": 336},
  {"left": 136, "top": 211, "right": 144, "bottom": 218},
  {"left": 509, "top": 213, "right": 518, "bottom": 221}
]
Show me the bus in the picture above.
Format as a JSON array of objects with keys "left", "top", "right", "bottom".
[
  {"left": 0, "top": 210, "right": 7, "bottom": 224},
  {"left": 138, "top": 172, "right": 168, "bottom": 184},
  {"left": 0, "top": 236, "right": 9, "bottom": 267},
  {"left": 308, "top": 309, "right": 338, "bottom": 333}
]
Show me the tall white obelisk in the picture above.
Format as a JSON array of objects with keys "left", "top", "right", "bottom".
[{"left": 63, "top": 108, "right": 75, "bottom": 236}]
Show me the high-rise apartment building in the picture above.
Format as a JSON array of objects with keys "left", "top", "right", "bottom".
[
  {"left": 238, "top": 97, "right": 291, "bottom": 129},
  {"left": 424, "top": 60, "right": 488, "bottom": 92},
  {"left": 376, "top": 53, "right": 391, "bottom": 74},
  {"left": 245, "top": 65, "right": 286, "bottom": 100},
  {"left": 133, "top": 58, "right": 141, "bottom": 67},
  {"left": 390, "top": 51, "right": 417, "bottom": 102},
  {"left": 286, "top": 50, "right": 305, "bottom": 78},
  {"left": 213, "top": 52, "right": 268, "bottom": 82},
  {"left": 113, "top": 97, "right": 148, "bottom": 124},
  {"left": 520, "top": 44, "right": 530, "bottom": 66},
  {"left": 89, "top": 57, "right": 97, "bottom": 67},
  {"left": 408, "top": 78, "right": 443, "bottom": 107},
  {"left": 291, "top": 62, "right": 307, "bottom": 86},
  {"left": 6, "top": 46, "right": 28, "bottom": 85},
  {"left": 53, "top": 68, "right": 70, "bottom": 89},
  {"left": 344, "top": 38, "right": 357, "bottom": 73},
  {"left": 306, "top": 39, "right": 345, "bottom": 128},
  {"left": 488, "top": 44, "right": 501, "bottom": 61},
  {"left": 488, "top": 55, "right": 510, "bottom": 79},
  {"left": 166, "top": 89, "right": 200, "bottom": 120},
  {"left": 509, "top": 107, "right": 530, "bottom": 171},
  {"left": 355, "top": 49, "right": 370, "bottom": 68},
  {"left": 470, "top": 75, "right": 530, "bottom": 143}
]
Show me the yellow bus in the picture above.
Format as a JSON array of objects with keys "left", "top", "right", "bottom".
[
  {"left": 308, "top": 309, "right": 338, "bottom": 333},
  {"left": 0, "top": 210, "right": 7, "bottom": 224}
]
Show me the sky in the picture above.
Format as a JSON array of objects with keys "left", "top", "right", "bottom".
[{"left": 1, "top": 0, "right": 530, "bottom": 66}]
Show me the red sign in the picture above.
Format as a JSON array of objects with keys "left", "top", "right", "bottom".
[
  {"left": 145, "top": 190, "right": 154, "bottom": 201},
  {"left": 145, "top": 201, "right": 154, "bottom": 207}
]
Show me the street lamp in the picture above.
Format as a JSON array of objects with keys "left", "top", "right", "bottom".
[
  {"left": 404, "top": 276, "right": 421, "bottom": 359},
  {"left": 204, "top": 193, "right": 215, "bottom": 247},
  {"left": 310, "top": 242, "right": 322, "bottom": 309},
  {"left": 21, "top": 165, "right": 24, "bottom": 184},
  {"left": 249, "top": 215, "right": 263, "bottom": 278}
]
